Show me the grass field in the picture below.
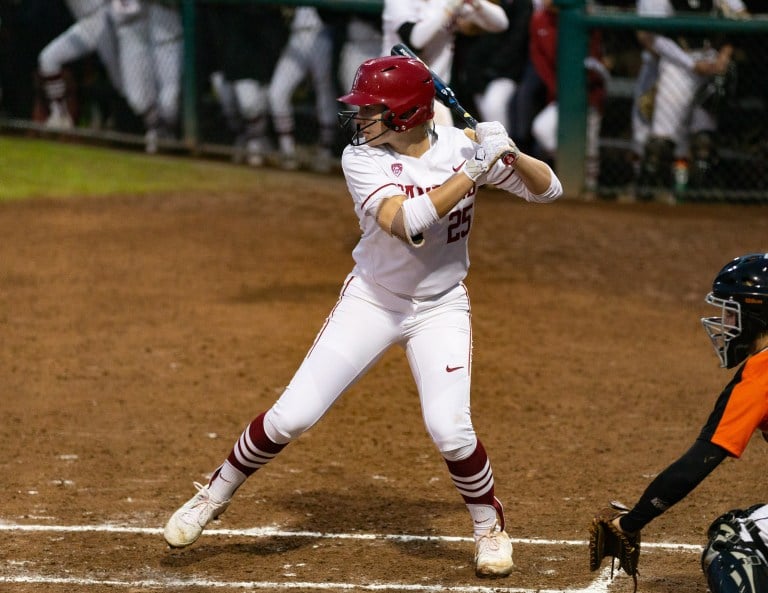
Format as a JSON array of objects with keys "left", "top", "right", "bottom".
[{"left": 0, "top": 135, "right": 275, "bottom": 200}]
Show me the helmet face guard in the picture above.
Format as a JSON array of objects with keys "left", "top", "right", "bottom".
[
  {"left": 702, "top": 294, "right": 743, "bottom": 368},
  {"left": 701, "top": 253, "right": 768, "bottom": 368},
  {"left": 337, "top": 108, "right": 391, "bottom": 146},
  {"left": 337, "top": 56, "right": 435, "bottom": 145}
]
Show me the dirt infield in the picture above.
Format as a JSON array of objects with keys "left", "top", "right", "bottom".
[{"left": 1, "top": 168, "right": 767, "bottom": 593}]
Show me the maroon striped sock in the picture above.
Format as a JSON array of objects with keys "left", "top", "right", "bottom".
[
  {"left": 225, "top": 412, "right": 286, "bottom": 477},
  {"left": 444, "top": 439, "right": 496, "bottom": 506}
]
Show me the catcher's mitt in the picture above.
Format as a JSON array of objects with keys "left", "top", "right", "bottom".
[{"left": 589, "top": 501, "right": 641, "bottom": 592}]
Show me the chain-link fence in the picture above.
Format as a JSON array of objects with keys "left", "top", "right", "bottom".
[
  {"left": 586, "top": 1, "right": 768, "bottom": 203},
  {"left": 1, "top": 0, "right": 767, "bottom": 201}
]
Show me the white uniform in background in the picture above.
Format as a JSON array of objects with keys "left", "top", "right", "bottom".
[
  {"left": 381, "top": 0, "right": 508, "bottom": 126},
  {"left": 38, "top": 0, "right": 122, "bottom": 128},
  {"left": 267, "top": 7, "right": 338, "bottom": 171},
  {"left": 112, "top": 0, "right": 183, "bottom": 152},
  {"left": 339, "top": 16, "right": 383, "bottom": 94},
  {"left": 636, "top": 0, "right": 745, "bottom": 153}
]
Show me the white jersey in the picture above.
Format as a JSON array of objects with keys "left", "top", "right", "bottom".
[
  {"left": 382, "top": 0, "right": 456, "bottom": 82},
  {"left": 341, "top": 125, "right": 546, "bottom": 298},
  {"left": 291, "top": 6, "right": 323, "bottom": 31}
]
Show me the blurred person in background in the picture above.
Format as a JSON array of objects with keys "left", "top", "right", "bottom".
[
  {"left": 452, "top": 0, "right": 532, "bottom": 134},
  {"left": 202, "top": 3, "right": 288, "bottom": 166},
  {"left": 634, "top": 0, "right": 748, "bottom": 199},
  {"left": 630, "top": 47, "right": 658, "bottom": 161},
  {"left": 338, "top": 11, "right": 382, "bottom": 96},
  {"left": 505, "top": 42, "right": 547, "bottom": 157},
  {"left": 35, "top": 0, "right": 122, "bottom": 129},
  {"left": 382, "top": 0, "right": 509, "bottom": 126},
  {"left": 267, "top": 6, "right": 339, "bottom": 172},
  {"left": 528, "top": 0, "right": 610, "bottom": 193},
  {"left": 111, "top": 0, "right": 183, "bottom": 154}
]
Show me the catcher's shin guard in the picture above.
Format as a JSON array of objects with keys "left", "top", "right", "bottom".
[{"left": 702, "top": 510, "right": 768, "bottom": 593}]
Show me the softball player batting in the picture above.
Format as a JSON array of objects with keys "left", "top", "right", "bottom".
[
  {"left": 164, "top": 55, "right": 562, "bottom": 577},
  {"left": 382, "top": 0, "right": 508, "bottom": 126}
]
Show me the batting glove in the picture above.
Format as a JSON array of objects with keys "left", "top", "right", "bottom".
[
  {"left": 462, "top": 132, "right": 517, "bottom": 182},
  {"left": 477, "top": 121, "right": 520, "bottom": 167},
  {"left": 475, "top": 121, "right": 509, "bottom": 144}
]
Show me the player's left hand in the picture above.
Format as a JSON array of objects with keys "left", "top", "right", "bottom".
[
  {"left": 465, "top": 123, "right": 519, "bottom": 168},
  {"left": 589, "top": 502, "right": 641, "bottom": 592},
  {"left": 475, "top": 121, "right": 509, "bottom": 144},
  {"left": 462, "top": 131, "right": 517, "bottom": 181}
]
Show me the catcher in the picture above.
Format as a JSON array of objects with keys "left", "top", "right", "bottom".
[{"left": 589, "top": 253, "right": 768, "bottom": 592}]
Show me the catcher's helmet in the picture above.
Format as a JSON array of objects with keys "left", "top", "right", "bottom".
[
  {"left": 337, "top": 56, "right": 435, "bottom": 145},
  {"left": 702, "top": 253, "right": 768, "bottom": 368}
]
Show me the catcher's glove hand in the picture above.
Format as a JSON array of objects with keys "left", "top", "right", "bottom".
[{"left": 589, "top": 501, "right": 641, "bottom": 592}]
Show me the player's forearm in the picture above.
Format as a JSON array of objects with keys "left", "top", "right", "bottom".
[
  {"left": 429, "top": 172, "right": 476, "bottom": 217},
  {"left": 464, "top": 0, "right": 509, "bottom": 33},
  {"left": 619, "top": 439, "right": 727, "bottom": 533},
  {"left": 377, "top": 174, "right": 474, "bottom": 242},
  {"left": 406, "top": 3, "right": 458, "bottom": 50},
  {"left": 511, "top": 154, "right": 561, "bottom": 198},
  {"left": 650, "top": 35, "right": 696, "bottom": 70}
]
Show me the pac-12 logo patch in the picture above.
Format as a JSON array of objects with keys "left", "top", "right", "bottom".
[{"left": 391, "top": 163, "right": 403, "bottom": 177}]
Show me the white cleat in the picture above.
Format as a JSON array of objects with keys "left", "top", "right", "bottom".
[
  {"left": 245, "top": 138, "right": 267, "bottom": 167},
  {"left": 474, "top": 523, "right": 514, "bottom": 578},
  {"left": 144, "top": 128, "right": 159, "bottom": 154},
  {"left": 278, "top": 151, "right": 300, "bottom": 171},
  {"left": 45, "top": 105, "right": 74, "bottom": 130},
  {"left": 163, "top": 482, "right": 230, "bottom": 548}
]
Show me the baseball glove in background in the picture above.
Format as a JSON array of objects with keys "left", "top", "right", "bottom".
[{"left": 589, "top": 501, "right": 641, "bottom": 592}]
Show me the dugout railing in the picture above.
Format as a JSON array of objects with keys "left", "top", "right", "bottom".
[{"left": 1, "top": 0, "right": 767, "bottom": 202}]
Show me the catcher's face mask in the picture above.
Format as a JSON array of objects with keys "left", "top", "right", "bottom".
[{"left": 701, "top": 293, "right": 742, "bottom": 368}]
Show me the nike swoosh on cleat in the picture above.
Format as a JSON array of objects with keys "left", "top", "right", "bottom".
[
  {"left": 446, "top": 365, "right": 464, "bottom": 372},
  {"left": 452, "top": 160, "right": 466, "bottom": 172}
]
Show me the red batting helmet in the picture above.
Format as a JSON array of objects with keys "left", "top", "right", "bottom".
[{"left": 338, "top": 56, "right": 435, "bottom": 133}]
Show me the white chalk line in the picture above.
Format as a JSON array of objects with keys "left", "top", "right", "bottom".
[
  {"left": 0, "top": 522, "right": 700, "bottom": 592},
  {"left": 0, "top": 522, "right": 703, "bottom": 551},
  {"left": 0, "top": 570, "right": 618, "bottom": 593}
]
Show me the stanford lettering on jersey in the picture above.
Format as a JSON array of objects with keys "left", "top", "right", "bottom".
[{"left": 396, "top": 183, "right": 441, "bottom": 198}]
